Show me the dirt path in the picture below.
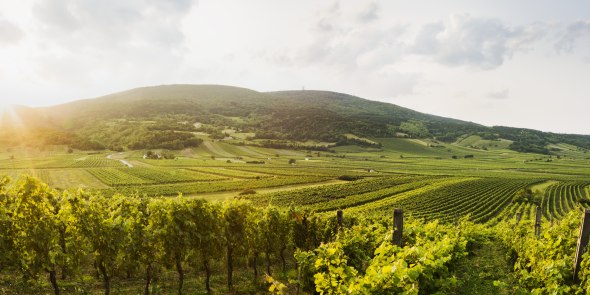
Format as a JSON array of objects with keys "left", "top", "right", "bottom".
[
  {"left": 529, "top": 179, "right": 559, "bottom": 193},
  {"left": 185, "top": 179, "right": 347, "bottom": 201},
  {"left": 106, "top": 154, "right": 134, "bottom": 168},
  {"left": 454, "top": 237, "right": 515, "bottom": 294}
]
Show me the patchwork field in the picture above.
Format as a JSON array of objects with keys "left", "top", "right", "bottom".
[{"left": 1, "top": 138, "right": 588, "bottom": 224}]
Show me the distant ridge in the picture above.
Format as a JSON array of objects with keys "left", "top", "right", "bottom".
[{"left": 1, "top": 84, "right": 589, "bottom": 154}]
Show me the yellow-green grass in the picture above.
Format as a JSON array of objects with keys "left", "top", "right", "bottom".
[
  {"left": 0, "top": 168, "right": 109, "bottom": 189},
  {"left": 187, "top": 179, "right": 348, "bottom": 201}
]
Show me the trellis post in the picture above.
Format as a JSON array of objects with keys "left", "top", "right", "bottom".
[
  {"left": 573, "top": 209, "right": 590, "bottom": 283},
  {"left": 393, "top": 209, "right": 403, "bottom": 246},
  {"left": 535, "top": 206, "right": 542, "bottom": 238},
  {"left": 336, "top": 210, "right": 343, "bottom": 233}
]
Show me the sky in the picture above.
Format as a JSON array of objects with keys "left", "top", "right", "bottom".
[{"left": 0, "top": 0, "right": 589, "bottom": 134}]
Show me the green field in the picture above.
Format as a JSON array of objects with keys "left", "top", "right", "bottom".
[
  {"left": 1, "top": 137, "right": 588, "bottom": 223},
  {"left": 2, "top": 138, "right": 590, "bottom": 294}
]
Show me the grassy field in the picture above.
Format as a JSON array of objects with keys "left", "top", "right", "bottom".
[
  {"left": 1, "top": 139, "right": 590, "bottom": 294},
  {"left": 1, "top": 137, "right": 588, "bottom": 225}
]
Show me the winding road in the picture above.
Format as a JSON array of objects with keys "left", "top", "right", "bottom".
[{"left": 106, "top": 154, "right": 134, "bottom": 168}]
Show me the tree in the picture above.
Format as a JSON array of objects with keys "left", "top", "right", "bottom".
[
  {"left": 223, "top": 201, "right": 254, "bottom": 291},
  {"left": 0, "top": 176, "right": 15, "bottom": 274},
  {"left": 150, "top": 198, "right": 194, "bottom": 295},
  {"left": 245, "top": 208, "right": 264, "bottom": 283},
  {"left": 57, "top": 191, "right": 87, "bottom": 282},
  {"left": 71, "top": 193, "right": 127, "bottom": 295},
  {"left": 9, "top": 177, "right": 70, "bottom": 295},
  {"left": 260, "top": 207, "right": 281, "bottom": 275},
  {"left": 276, "top": 210, "right": 291, "bottom": 273},
  {"left": 118, "top": 196, "right": 159, "bottom": 295},
  {"left": 188, "top": 200, "right": 223, "bottom": 294}
]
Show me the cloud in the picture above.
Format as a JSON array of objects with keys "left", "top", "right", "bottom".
[
  {"left": 299, "top": 25, "right": 406, "bottom": 70},
  {"left": 357, "top": 2, "right": 378, "bottom": 23},
  {"left": 265, "top": 9, "right": 553, "bottom": 76},
  {"left": 29, "top": 0, "right": 197, "bottom": 85},
  {"left": 555, "top": 20, "right": 590, "bottom": 53},
  {"left": 412, "top": 14, "right": 544, "bottom": 69},
  {"left": 0, "top": 18, "right": 23, "bottom": 45},
  {"left": 32, "top": 0, "right": 196, "bottom": 49},
  {"left": 486, "top": 88, "right": 509, "bottom": 100},
  {"left": 289, "top": 2, "right": 407, "bottom": 71}
]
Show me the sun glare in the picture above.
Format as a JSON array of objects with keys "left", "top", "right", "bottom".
[
  {"left": 0, "top": 100, "right": 12, "bottom": 116},
  {"left": 0, "top": 99, "right": 14, "bottom": 113},
  {"left": 0, "top": 101, "right": 24, "bottom": 128},
  {"left": 0, "top": 101, "right": 10, "bottom": 117},
  {"left": 0, "top": 100, "right": 7, "bottom": 111}
]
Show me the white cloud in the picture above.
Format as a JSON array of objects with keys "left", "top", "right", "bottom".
[
  {"left": 486, "top": 88, "right": 509, "bottom": 100},
  {"left": 299, "top": 25, "right": 407, "bottom": 70},
  {"left": 0, "top": 18, "right": 23, "bottom": 45},
  {"left": 412, "top": 14, "right": 545, "bottom": 69},
  {"left": 27, "top": 0, "right": 197, "bottom": 86},
  {"left": 274, "top": 2, "right": 407, "bottom": 72},
  {"left": 32, "top": 0, "right": 195, "bottom": 49},
  {"left": 555, "top": 20, "right": 590, "bottom": 53},
  {"left": 0, "top": 1, "right": 590, "bottom": 134},
  {"left": 357, "top": 2, "right": 378, "bottom": 23}
]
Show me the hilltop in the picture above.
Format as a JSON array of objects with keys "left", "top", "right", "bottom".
[{"left": 1, "top": 84, "right": 589, "bottom": 155}]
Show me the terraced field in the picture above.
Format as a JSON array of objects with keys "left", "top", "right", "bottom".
[
  {"left": 121, "top": 167, "right": 228, "bottom": 183},
  {"left": 1, "top": 138, "right": 589, "bottom": 225},
  {"left": 87, "top": 168, "right": 152, "bottom": 186},
  {"left": 202, "top": 141, "right": 235, "bottom": 158},
  {"left": 541, "top": 182, "right": 590, "bottom": 219},
  {"left": 188, "top": 167, "right": 271, "bottom": 179}
]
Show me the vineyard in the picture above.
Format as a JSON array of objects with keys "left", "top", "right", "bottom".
[
  {"left": 0, "top": 139, "right": 590, "bottom": 294},
  {"left": 2, "top": 175, "right": 590, "bottom": 294},
  {"left": 541, "top": 182, "right": 590, "bottom": 219}
]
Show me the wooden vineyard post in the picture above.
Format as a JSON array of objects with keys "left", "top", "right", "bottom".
[
  {"left": 573, "top": 209, "right": 590, "bottom": 283},
  {"left": 336, "top": 210, "right": 343, "bottom": 233},
  {"left": 516, "top": 212, "right": 522, "bottom": 225},
  {"left": 535, "top": 206, "right": 542, "bottom": 238},
  {"left": 393, "top": 209, "right": 403, "bottom": 246}
]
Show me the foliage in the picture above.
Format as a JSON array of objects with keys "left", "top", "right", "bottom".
[
  {"left": 286, "top": 218, "right": 470, "bottom": 295},
  {"left": 495, "top": 212, "right": 585, "bottom": 294},
  {"left": 3, "top": 170, "right": 590, "bottom": 294},
  {"left": 6, "top": 85, "right": 590, "bottom": 153}
]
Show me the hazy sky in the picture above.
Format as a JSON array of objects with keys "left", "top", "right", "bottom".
[{"left": 0, "top": 1, "right": 589, "bottom": 134}]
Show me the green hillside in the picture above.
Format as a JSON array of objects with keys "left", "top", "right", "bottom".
[
  {"left": 1, "top": 85, "right": 590, "bottom": 294},
  {"left": 1, "top": 84, "right": 590, "bottom": 155}
]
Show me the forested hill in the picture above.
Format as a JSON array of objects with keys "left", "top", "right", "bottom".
[
  {"left": 2, "top": 84, "right": 590, "bottom": 154},
  {"left": 42, "top": 84, "right": 486, "bottom": 142},
  {"left": 43, "top": 85, "right": 279, "bottom": 120},
  {"left": 266, "top": 90, "right": 486, "bottom": 141}
]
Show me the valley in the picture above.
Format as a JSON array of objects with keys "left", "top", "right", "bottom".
[{"left": 1, "top": 85, "right": 590, "bottom": 294}]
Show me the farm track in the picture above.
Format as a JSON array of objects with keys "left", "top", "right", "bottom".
[
  {"left": 186, "top": 179, "right": 348, "bottom": 201},
  {"left": 1, "top": 138, "right": 590, "bottom": 226},
  {"left": 202, "top": 141, "right": 235, "bottom": 158}
]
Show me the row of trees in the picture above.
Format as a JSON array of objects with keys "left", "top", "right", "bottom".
[
  {"left": 11, "top": 176, "right": 590, "bottom": 294},
  {"left": 0, "top": 176, "right": 336, "bottom": 295}
]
